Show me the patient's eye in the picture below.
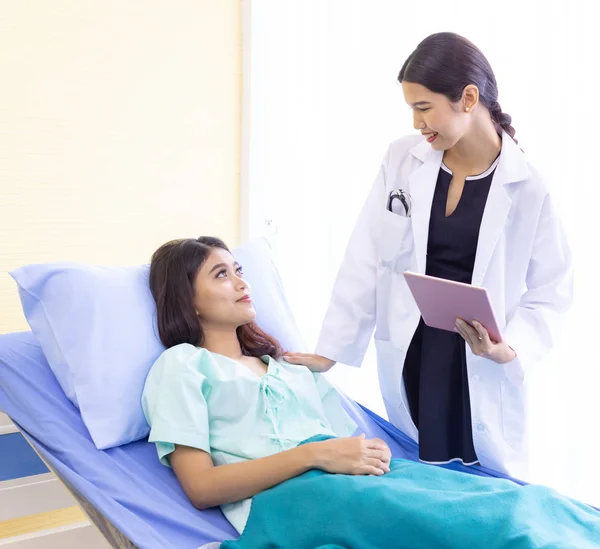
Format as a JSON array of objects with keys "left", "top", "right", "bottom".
[{"left": 216, "top": 265, "right": 243, "bottom": 278}]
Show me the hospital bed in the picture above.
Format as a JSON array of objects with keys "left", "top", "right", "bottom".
[
  {"left": 0, "top": 330, "right": 528, "bottom": 549},
  {"left": 0, "top": 237, "right": 576, "bottom": 548}
]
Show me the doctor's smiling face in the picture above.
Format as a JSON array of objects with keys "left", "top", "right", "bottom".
[{"left": 402, "top": 81, "right": 475, "bottom": 151}]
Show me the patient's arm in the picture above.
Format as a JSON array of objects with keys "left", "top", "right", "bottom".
[
  {"left": 170, "top": 435, "right": 390, "bottom": 510},
  {"left": 171, "top": 444, "right": 314, "bottom": 509}
]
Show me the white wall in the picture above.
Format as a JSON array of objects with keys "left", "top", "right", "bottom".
[{"left": 244, "top": 0, "right": 599, "bottom": 504}]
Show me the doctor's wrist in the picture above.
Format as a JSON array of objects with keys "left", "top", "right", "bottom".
[{"left": 494, "top": 345, "right": 517, "bottom": 364}]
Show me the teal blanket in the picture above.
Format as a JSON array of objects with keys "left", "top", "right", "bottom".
[{"left": 222, "top": 439, "right": 600, "bottom": 549}]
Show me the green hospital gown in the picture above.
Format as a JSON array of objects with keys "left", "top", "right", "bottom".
[{"left": 141, "top": 344, "right": 357, "bottom": 533}]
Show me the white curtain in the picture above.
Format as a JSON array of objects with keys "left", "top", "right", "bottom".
[{"left": 243, "top": 0, "right": 599, "bottom": 504}]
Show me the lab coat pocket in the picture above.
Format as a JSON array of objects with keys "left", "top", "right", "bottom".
[
  {"left": 378, "top": 210, "right": 413, "bottom": 264},
  {"left": 500, "top": 379, "right": 525, "bottom": 451}
]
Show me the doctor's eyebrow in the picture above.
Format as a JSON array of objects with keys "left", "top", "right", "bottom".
[{"left": 410, "top": 101, "right": 432, "bottom": 107}]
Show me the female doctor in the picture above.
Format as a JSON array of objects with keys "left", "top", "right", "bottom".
[{"left": 285, "top": 32, "right": 573, "bottom": 479}]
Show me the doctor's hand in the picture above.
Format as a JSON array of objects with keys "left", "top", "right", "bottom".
[
  {"left": 455, "top": 319, "right": 517, "bottom": 364},
  {"left": 282, "top": 352, "right": 336, "bottom": 372},
  {"left": 308, "top": 434, "right": 391, "bottom": 476}
]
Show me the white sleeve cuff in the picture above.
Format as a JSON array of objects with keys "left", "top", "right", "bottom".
[{"left": 314, "top": 341, "right": 364, "bottom": 368}]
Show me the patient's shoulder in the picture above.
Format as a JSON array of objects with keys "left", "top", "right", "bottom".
[
  {"left": 147, "top": 344, "right": 207, "bottom": 381},
  {"left": 157, "top": 343, "right": 200, "bottom": 363},
  {"left": 142, "top": 345, "right": 213, "bottom": 413}
]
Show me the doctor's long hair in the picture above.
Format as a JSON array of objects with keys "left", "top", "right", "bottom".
[
  {"left": 398, "top": 32, "right": 517, "bottom": 144},
  {"left": 149, "top": 237, "right": 284, "bottom": 359}
]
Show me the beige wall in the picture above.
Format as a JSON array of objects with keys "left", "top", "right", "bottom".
[{"left": 0, "top": 1, "right": 241, "bottom": 333}]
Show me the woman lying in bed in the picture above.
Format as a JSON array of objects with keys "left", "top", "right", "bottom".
[{"left": 142, "top": 236, "right": 600, "bottom": 549}]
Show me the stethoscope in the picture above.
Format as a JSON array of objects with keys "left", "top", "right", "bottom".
[{"left": 387, "top": 189, "right": 412, "bottom": 217}]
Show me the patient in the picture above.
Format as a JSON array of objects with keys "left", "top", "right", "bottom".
[{"left": 142, "top": 236, "right": 600, "bottom": 549}]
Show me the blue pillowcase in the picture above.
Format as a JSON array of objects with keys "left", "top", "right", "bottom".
[{"left": 11, "top": 238, "right": 306, "bottom": 449}]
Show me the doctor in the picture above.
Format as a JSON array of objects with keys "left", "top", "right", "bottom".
[{"left": 285, "top": 32, "right": 573, "bottom": 478}]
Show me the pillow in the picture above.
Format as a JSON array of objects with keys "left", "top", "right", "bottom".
[{"left": 10, "top": 238, "right": 306, "bottom": 449}]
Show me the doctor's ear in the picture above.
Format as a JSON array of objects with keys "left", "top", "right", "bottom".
[{"left": 461, "top": 85, "right": 479, "bottom": 112}]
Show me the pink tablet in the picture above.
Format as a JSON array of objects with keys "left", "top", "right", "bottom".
[{"left": 403, "top": 271, "right": 503, "bottom": 342}]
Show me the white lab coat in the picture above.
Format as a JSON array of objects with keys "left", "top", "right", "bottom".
[{"left": 315, "top": 132, "right": 573, "bottom": 478}]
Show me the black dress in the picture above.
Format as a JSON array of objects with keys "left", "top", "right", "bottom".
[{"left": 402, "top": 159, "right": 497, "bottom": 464}]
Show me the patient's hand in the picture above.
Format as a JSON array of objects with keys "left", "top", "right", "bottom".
[
  {"left": 309, "top": 434, "right": 391, "bottom": 476},
  {"left": 283, "top": 352, "right": 336, "bottom": 372}
]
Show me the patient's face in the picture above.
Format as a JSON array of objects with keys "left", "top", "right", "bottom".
[{"left": 193, "top": 248, "right": 256, "bottom": 329}]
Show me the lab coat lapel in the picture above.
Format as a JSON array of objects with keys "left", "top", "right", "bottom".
[
  {"left": 471, "top": 174, "right": 511, "bottom": 286},
  {"left": 472, "top": 132, "right": 529, "bottom": 285},
  {"left": 408, "top": 140, "right": 442, "bottom": 274}
]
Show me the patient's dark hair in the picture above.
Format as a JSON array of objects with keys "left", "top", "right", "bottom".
[
  {"left": 398, "top": 32, "right": 517, "bottom": 143},
  {"left": 149, "top": 236, "right": 283, "bottom": 358}
]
